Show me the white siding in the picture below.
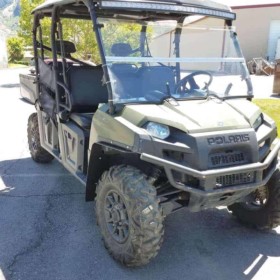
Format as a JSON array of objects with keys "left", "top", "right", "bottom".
[
  {"left": 267, "top": 20, "right": 280, "bottom": 61},
  {"left": 232, "top": 6, "right": 280, "bottom": 61}
]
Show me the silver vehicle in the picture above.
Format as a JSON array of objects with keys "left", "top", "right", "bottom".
[{"left": 25, "top": 0, "right": 280, "bottom": 266}]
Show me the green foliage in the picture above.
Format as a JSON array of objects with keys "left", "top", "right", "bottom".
[
  {"left": 253, "top": 99, "right": 280, "bottom": 136},
  {"left": 62, "top": 19, "right": 101, "bottom": 64},
  {"left": 18, "top": 1, "right": 142, "bottom": 64},
  {"left": 101, "top": 21, "right": 141, "bottom": 55},
  {"left": 18, "top": 0, "right": 100, "bottom": 62},
  {"left": 18, "top": 0, "right": 44, "bottom": 46},
  {"left": 14, "top": 60, "right": 30, "bottom": 65},
  {"left": 7, "top": 36, "right": 24, "bottom": 62}
]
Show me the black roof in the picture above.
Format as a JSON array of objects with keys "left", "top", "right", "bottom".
[{"left": 33, "top": 0, "right": 235, "bottom": 20}]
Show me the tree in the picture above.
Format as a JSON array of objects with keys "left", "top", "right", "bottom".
[
  {"left": 18, "top": 0, "right": 100, "bottom": 62},
  {"left": 7, "top": 36, "right": 24, "bottom": 62},
  {"left": 18, "top": 1, "right": 141, "bottom": 64},
  {"left": 18, "top": 0, "right": 44, "bottom": 46},
  {"left": 101, "top": 22, "right": 141, "bottom": 55},
  {"left": 63, "top": 19, "right": 101, "bottom": 63}
]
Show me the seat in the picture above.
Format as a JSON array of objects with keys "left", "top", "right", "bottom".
[
  {"left": 55, "top": 40, "right": 76, "bottom": 55},
  {"left": 66, "top": 65, "right": 108, "bottom": 128},
  {"left": 70, "top": 113, "right": 93, "bottom": 129},
  {"left": 109, "top": 64, "right": 140, "bottom": 98},
  {"left": 109, "top": 43, "right": 140, "bottom": 98},
  {"left": 111, "top": 43, "right": 134, "bottom": 56},
  {"left": 67, "top": 65, "right": 108, "bottom": 113},
  {"left": 138, "top": 66, "right": 176, "bottom": 94},
  {"left": 38, "top": 46, "right": 74, "bottom": 103}
]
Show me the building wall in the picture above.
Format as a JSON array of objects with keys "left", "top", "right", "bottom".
[
  {"left": 151, "top": 5, "right": 280, "bottom": 62},
  {"left": 0, "top": 31, "right": 8, "bottom": 68},
  {"left": 150, "top": 17, "right": 239, "bottom": 71},
  {"left": 233, "top": 5, "right": 280, "bottom": 61}
]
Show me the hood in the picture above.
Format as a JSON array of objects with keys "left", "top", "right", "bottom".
[{"left": 120, "top": 98, "right": 260, "bottom": 133}]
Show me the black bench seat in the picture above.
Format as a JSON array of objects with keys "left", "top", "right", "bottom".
[
  {"left": 67, "top": 65, "right": 108, "bottom": 113},
  {"left": 70, "top": 113, "right": 93, "bottom": 129}
]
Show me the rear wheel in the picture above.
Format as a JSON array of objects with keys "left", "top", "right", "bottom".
[
  {"left": 27, "top": 113, "right": 54, "bottom": 163},
  {"left": 95, "top": 165, "right": 164, "bottom": 266},
  {"left": 228, "top": 170, "right": 280, "bottom": 229}
]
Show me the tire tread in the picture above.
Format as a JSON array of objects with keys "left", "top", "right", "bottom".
[
  {"left": 95, "top": 165, "right": 164, "bottom": 266},
  {"left": 228, "top": 170, "right": 280, "bottom": 230}
]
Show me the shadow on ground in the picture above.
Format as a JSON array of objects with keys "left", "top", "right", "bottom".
[
  {"left": 271, "top": 94, "right": 280, "bottom": 98},
  {"left": 0, "top": 83, "right": 20, "bottom": 88},
  {"left": 0, "top": 158, "right": 280, "bottom": 280}
]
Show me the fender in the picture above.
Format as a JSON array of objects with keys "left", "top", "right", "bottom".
[
  {"left": 85, "top": 143, "right": 144, "bottom": 201},
  {"left": 85, "top": 143, "right": 108, "bottom": 201}
]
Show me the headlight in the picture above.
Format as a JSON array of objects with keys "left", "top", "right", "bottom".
[
  {"left": 253, "top": 114, "right": 263, "bottom": 131},
  {"left": 145, "top": 122, "right": 170, "bottom": 140}
]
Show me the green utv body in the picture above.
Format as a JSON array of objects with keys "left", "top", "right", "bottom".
[{"left": 25, "top": 0, "right": 280, "bottom": 266}]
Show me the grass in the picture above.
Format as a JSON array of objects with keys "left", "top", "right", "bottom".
[
  {"left": 253, "top": 99, "right": 280, "bottom": 135},
  {"left": 8, "top": 63, "right": 29, "bottom": 68}
]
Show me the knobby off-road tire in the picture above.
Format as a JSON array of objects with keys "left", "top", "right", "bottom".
[
  {"left": 228, "top": 170, "right": 280, "bottom": 229},
  {"left": 27, "top": 113, "right": 54, "bottom": 163},
  {"left": 95, "top": 165, "right": 164, "bottom": 267}
]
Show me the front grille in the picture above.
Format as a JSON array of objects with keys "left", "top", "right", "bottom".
[
  {"left": 216, "top": 172, "right": 255, "bottom": 188},
  {"left": 209, "top": 151, "right": 247, "bottom": 168}
]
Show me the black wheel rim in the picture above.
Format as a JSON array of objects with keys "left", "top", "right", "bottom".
[
  {"left": 104, "top": 190, "right": 129, "bottom": 243},
  {"left": 245, "top": 186, "right": 269, "bottom": 210}
]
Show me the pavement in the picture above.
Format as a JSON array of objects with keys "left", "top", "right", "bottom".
[{"left": 0, "top": 67, "right": 280, "bottom": 280}]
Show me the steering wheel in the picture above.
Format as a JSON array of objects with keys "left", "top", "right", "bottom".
[{"left": 175, "top": 71, "right": 213, "bottom": 95}]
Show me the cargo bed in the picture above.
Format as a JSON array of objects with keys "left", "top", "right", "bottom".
[{"left": 19, "top": 73, "right": 37, "bottom": 104}]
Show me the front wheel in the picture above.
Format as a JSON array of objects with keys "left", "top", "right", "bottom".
[
  {"left": 95, "top": 165, "right": 164, "bottom": 266},
  {"left": 228, "top": 170, "right": 280, "bottom": 229}
]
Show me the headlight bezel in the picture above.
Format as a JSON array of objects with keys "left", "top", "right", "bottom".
[
  {"left": 144, "top": 122, "right": 170, "bottom": 140},
  {"left": 253, "top": 114, "right": 263, "bottom": 131}
]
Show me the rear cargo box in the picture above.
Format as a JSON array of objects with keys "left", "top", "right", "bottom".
[{"left": 19, "top": 73, "right": 37, "bottom": 104}]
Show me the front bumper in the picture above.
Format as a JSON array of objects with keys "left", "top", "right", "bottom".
[{"left": 141, "top": 139, "right": 280, "bottom": 197}]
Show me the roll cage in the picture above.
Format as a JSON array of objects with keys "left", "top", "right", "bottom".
[{"left": 32, "top": 0, "right": 240, "bottom": 116}]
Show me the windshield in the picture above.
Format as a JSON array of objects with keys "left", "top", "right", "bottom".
[{"left": 98, "top": 16, "right": 251, "bottom": 104}]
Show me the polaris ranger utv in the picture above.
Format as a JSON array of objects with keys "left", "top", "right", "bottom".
[{"left": 28, "top": 0, "right": 280, "bottom": 266}]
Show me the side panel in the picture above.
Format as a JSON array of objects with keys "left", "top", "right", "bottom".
[
  {"left": 60, "top": 122, "right": 85, "bottom": 173},
  {"left": 37, "top": 110, "right": 59, "bottom": 156},
  {"left": 37, "top": 111, "right": 87, "bottom": 183}
]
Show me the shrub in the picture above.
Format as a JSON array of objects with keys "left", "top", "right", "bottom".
[{"left": 7, "top": 37, "right": 24, "bottom": 62}]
